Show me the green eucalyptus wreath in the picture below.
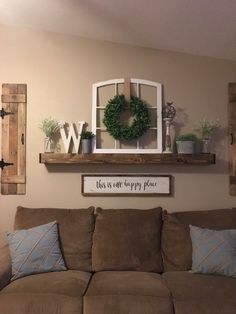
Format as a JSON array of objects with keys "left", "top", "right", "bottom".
[{"left": 103, "top": 94, "right": 150, "bottom": 141}]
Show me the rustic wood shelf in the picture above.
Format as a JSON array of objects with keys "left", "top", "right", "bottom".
[{"left": 39, "top": 153, "right": 216, "bottom": 165}]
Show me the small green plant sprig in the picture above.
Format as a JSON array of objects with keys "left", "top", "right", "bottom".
[
  {"left": 80, "top": 131, "right": 95, "bottom": 139},
  {"left": 39, "top": 117, "right": 60, "bottom": 139},
  {"left": 176, "top": 133, "right": 198, "bottom": 141},
  {"left": 195, "top": 118, "right": 220, "bottom": 139}
]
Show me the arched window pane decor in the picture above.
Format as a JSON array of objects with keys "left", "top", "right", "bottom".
[{"left": 92, "top": 78, "right": 162, "bottom": 153}]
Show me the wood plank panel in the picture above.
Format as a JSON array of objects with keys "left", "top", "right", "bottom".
[
  {"left": 39, "top": 153, "right": 216, "bottom": 165},
  {"left": 16, "top": 84, "right": 27, "bottom": 194},
  {"left": 1, "top": 85, "right": 10, "bottom": 194},
  {"left": 8, "top": 99, "right": 18, "bottom": 194},
  {"left": 1, "top": 84, "right": 18, "bottom": 194},
  {"left": 229, "top": 83, "right": 236, "bottom": 195},
  {"left": 2, "top": 94, "right": 26, "bottom": 103},
  {"left": 1, "top": 175, "right": 25, "bottom": 184},
  {"left": 1, "top": 84, "right": 27, "bottom": 195}
]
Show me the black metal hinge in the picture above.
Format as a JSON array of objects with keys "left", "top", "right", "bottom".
[
  {"left": 0, "top": 107, "right": 14, "bottom": 119},
  {"left": 0, "top": 158, "right": 14, "bottom": 170}
]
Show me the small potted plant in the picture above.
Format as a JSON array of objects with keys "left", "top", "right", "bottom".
[
  {"left": 195, "top": 118, "right": 220, "bottom": 153},
  {"left": 39, "top": 117, "right": 60, "bottom": 153},
  {"left": 80, "top": 131, "right": 95, "bottom": 154},
  {"left": 176, "top": 133, "right": 198, "bottom": 154}
]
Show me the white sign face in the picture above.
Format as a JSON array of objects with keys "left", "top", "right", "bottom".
[{"left": 82, "top": 175, "right": 171, "bottom": 195}]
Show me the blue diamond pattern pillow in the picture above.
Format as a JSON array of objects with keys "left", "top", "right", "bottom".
[
  {"left": 7, "top": 221, "right": 67, "bottom": 281},
  {"left": 190, "top": 225, "right": 236, "bottom": 277}
]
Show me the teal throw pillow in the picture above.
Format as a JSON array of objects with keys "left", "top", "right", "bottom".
[
  {"left": 190, "top": 225, "right": 236, "bottom": 277},
  {"left": 7, "top": 221, "right": 67, "bottom": 281}
]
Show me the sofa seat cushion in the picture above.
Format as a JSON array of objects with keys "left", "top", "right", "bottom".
[
  {"left": 84, "top": 271, "right": 173, "bottom": 314},
  {"left": 14, "top": 206, "right": 95, "bottom": 271},
  {"left": 0, "top": 270, "right": 91, "bottom": 314},
  {"left": 162, "top": 271, "right": 236, "bottom": 314},
  {"left": 92, "top": 207, "right": 163, "bottom": 272}
]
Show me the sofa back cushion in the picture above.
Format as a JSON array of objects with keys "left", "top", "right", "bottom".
[
  {"left": 162, "top": 208, "right": 236, "bottom": 272},
  {"left": 92, "top": 207, "right": 163, "bottom": 272},
  {"left": 14, "top": 206, "right": 95, "bottom": 271}
]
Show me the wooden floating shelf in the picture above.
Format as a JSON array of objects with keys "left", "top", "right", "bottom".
[{"left": 39, "top": 153, "right": 216, "bottom": 165}]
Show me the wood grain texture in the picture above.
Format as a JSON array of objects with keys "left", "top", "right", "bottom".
[
  {"left": 229, "top": 83, "right": 236, "bottom": 195},
  {"left": 124, "top": 78, "right": 131, "bottom": 101},
  {"left": 1, "top": 85, "right": 11, "bottom": 194},
  {"left": 39, "top": 153, "right": 216, "bottom": 165},
  {"left": 1, "top": 175, "right": 25, "bottom": 184},
  {"left": 8, "top": 90, "right": 18, "bottom": 194},
  {"left": 1, "top": 94, "right": 26, "bottom": 103},
  {"left": 16, "top": 84, "right": 27, "bottom": 194},
  {"left": 1, "top": 84, "right": 27, "bottom": 195}
]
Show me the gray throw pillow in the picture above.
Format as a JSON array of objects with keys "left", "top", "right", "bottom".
[
  {"left": 190, "top": 225, "right": 236, "bottom": 277},
  {"left": 7, "top": 221, "right": 67, "bottom": 281}
]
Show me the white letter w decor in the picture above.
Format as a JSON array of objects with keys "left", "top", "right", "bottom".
[{"left": 59, "top": 121, "right": 85, "bottom": 153}]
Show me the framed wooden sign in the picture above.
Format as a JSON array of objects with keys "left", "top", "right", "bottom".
[{"left": 82, "top": 175, "right": 171, "bottom": 196}]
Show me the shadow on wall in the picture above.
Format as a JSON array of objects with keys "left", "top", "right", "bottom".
[{"left": 173, "top": 107, "right": 189, "bottom": 137}]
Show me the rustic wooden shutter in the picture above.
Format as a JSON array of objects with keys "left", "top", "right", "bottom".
[
  {"left": 229, "top": 83, "right": 236, "bottom": 196},
  {"left": 1, "top": 84, "right": 27, "bottom": 195}
]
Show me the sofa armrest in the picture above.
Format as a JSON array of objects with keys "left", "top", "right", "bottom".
[{"left": 0, "top": 244, "right": 11, "bottom": 291}]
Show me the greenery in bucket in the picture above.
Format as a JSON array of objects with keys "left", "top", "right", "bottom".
[
  {"left": 80, "top": 131, "right": 95, "bottom": 139},
  {"left": 176, "top": 133, "right": 198, "bottom": 142},
  {"left": 195, "top": 118, "right": 220, "bottom": 139},
  {"left": 39, "top": 117, "right": 60, "bottom": 139}
]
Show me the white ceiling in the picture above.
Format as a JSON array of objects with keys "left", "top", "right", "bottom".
[{"left": 0, "top": 0, "right": 236, "bottom": 61}]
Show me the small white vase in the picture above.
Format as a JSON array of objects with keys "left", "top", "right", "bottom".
[{"left": 44, "top": 138, "right": 55, "bottom": 153}]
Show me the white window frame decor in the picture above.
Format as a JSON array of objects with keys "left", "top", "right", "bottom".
[{"left": 92, "top": 78, "right": 162, "bottom": 153}]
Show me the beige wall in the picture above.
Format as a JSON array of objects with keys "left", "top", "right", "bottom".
[{"left": 0, "top": 25, "right": 236, "bottom": 244}]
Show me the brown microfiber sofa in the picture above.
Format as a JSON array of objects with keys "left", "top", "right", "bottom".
[{"left": 0, "top": 206, "right": 236, "bottom": 314}]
